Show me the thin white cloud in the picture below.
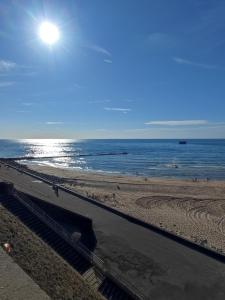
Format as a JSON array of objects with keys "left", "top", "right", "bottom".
[
  {"left": 104, "top": 59, "right": 112, "bottom": 64},
  {"left": 0, "top": 81, "right": 15, "bottom": 87},
  {"left": 145, "top": 120, "right": 208, "bottom": 126},
  {"left": 89, "top": 99, "right": 111, "bottom": 104},
  {"left": 104, "top": 107, "right": 131, "bottom": 113},
  {"left": 17, "top": 110, "right": 31, "bottom": 113},
  {"left": 45, "top": 122, "right": 64, "bottom": 125},
  {"left": 87, "top": 45, "right": 111, "bottom": 57},
  {"left": 0, "top": 59, "right": 36, "bottom": 77},
  {"left": 22, "top": 102, "right": 34, "bottom": 106},
  {"left": 173, "top": 57, "right": 220, "bottom": 70},
  {"left": 0, "top": 60, "right": 17, "bottom": 72}
]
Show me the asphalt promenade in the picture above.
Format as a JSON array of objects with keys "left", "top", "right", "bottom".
[{"left": 1, "top": 162, "right": 225, "bottom": 300}]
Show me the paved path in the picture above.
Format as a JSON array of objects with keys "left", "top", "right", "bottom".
[
  {"left": 1, "top": 163, "right": 225, "bottom": 300},
  {"left": 0, "top": 248, "right": 50, "bottom": 300}
]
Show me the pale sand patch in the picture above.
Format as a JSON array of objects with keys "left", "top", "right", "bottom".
[{"left": 28, "top": 164, "right": 225, "bottom": 254}]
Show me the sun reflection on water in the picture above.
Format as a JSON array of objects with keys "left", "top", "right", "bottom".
[
  {"left": 21, "top": 139, "right": 78, "bottom": 157},
  {"left": 19, "top": 139, "right": 85, "bottom": 169}
]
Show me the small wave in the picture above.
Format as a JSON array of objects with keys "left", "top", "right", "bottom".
[
  {"left": 148, "top": 164, "right": 180, "bottom": 170},
  {"left": 164, "top": 164, "right": 179, "bottom": 169},
  {"left": 83, "top": 167, "right": 121, "bottom": 175},
  {"left": 20, "top": 159, "right": 70, "bottom": 169},
  {"left": 189, "top": 165, "right": 225, "bottom": 169}
]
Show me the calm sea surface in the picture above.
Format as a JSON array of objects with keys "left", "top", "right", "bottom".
[{"left": 0, "top": 139, "right": 225, "bottom": 180}]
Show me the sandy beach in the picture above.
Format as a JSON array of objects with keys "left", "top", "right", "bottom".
[{"left": 27, "top": 164, "right": 225, "bottom": 255}]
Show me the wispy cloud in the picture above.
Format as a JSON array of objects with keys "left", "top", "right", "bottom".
[
  {"left": 45, "top": 122, "right": 64, "bottom": 125},
  {"left": 0, "top": 81, "right": 15, "bottom": 87},
  {"left": 89, "top": 99, "right": 111, "bottom": 104},
  {"left": 0, "top": 60, "right": 17, "bottom": 72},
  {"left": 104, "top": 59, "right": 112, "bottom": 64},
  {"left": 145, "top": 120, "right": 208, "bottom": 126},
  {"left": 17, "top": 110, "right": 31, "bottom": 113},
  {"left": 104, "top": 107, "right": 131, "bottom": 114},
  {"left": 22, "top": 102, "right": 34, "bottom": 106},
  {"left": 87, "top": 45, "right": 111, "bottom": 57},
  {"left": 0, "top": 59, "right": 36, "bottom": 77},
  {"left": 173, "top": 57, "right": 220, "bottom": 70}
]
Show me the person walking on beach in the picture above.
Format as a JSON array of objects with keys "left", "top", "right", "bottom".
[{"left": 52, "top": 184, "right": 59, "bottom": 197}]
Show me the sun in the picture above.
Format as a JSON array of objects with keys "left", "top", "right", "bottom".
[{"left": 38, "top": 21, "right": 60, "bottom": 45}]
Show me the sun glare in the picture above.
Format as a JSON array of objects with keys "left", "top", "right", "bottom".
[{"left": 38, "top": 21, "right": 60, "bottom": 45}]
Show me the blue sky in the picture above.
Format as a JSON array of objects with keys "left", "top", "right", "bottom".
[{"left": 0, "top": 0, "right": 225, "bottom": 139}]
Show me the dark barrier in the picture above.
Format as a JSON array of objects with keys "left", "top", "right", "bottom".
[
  {"left": 17, "top": 191, "right": 97, "bottom": 251},
  {"left": 0, "top": 181, "right": 14, "bottom": 195},
  {"left": 22, "top": 192, "right": 93, "bottom": 233}
]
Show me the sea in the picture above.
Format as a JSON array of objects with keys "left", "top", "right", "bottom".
[{"left": 0, "top": 139, "right": 225, "bottom": 180}]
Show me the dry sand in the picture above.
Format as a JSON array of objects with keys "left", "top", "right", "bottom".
[{"left": 28, "top": 165, "right": 225, "bottom": 254}]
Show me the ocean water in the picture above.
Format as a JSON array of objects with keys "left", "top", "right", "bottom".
[{"left": 0, "top": 139, "right": 225, "bottom": 180}]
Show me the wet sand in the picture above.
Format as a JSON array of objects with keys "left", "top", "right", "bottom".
[{"left": 28, "top": 165, "right": 225, "bottom": 254}]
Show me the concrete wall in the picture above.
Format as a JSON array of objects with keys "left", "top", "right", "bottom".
[
  {"left": 23, "top": 193, "right": 93, "bottom": 232},
  {"left": 0, "top": 181, "right": 14, "bottom": 195},
  {"left": 19, "top": 192, "right": 97, "bottom": 250}
]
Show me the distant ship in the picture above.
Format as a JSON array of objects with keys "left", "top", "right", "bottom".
[{"left": 179, "top": 140, "right": 187, "bottom": 145}]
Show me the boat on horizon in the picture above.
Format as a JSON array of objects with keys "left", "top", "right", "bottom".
[{"left": 179, "top": 140, "right": 187, "bottom": 145}]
